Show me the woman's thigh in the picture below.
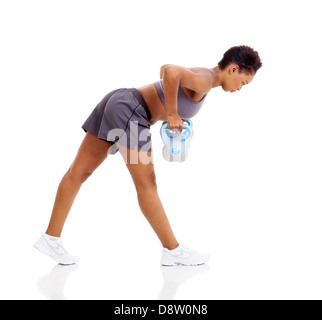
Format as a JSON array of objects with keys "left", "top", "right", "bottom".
[
  {"left": 68, "top": 132, "right": 112, "bottom": 180},
  {"left": 116, "top": 144, "right": 156, "bottom": 190}
]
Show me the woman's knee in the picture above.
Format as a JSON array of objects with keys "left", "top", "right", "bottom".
[
  {"left": 134, "top": 171, "right": 158, "bottom": 193},
  {"left": 67, "top": 164, "right": 95, "bottom": 184}
]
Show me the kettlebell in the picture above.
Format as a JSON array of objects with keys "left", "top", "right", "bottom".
[{"left": 160, "top": 119, "right": 194, "bottom": 162}]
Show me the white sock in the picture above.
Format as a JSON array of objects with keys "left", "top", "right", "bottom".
[
  {"left": 169, "top": 244, "right": 181, "bottom": 251},
  {"left": 44, "top": 234, "right": 60, "bottom": 241}
]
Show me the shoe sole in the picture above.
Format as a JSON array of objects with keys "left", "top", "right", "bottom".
[{"left": 161, "top": 260, "right": 208, "bottom": 266}]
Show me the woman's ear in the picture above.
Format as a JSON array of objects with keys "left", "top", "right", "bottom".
[{"left": 230, "top": 64, "right": 239, "bottom": 74}]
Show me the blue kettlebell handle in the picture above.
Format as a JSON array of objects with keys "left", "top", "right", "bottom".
[{"left": 161, "top": 121, "right": 192, "bottom": 144}]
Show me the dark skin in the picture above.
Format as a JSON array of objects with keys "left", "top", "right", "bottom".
[
  {"left": 45, "top": 64, "right": 255, "bottom": 251},
  {"left": 136, "top": 64, "right": 255, "bottom": 131}
]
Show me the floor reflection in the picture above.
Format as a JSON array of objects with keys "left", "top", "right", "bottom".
[
  {"left": 158, "top": 264, "right": 210, "bottom": 300},
  {"left": 37, "top": 263, "right": 209, "bottom": 300},
  {"left": 37, "top": 264, "right": 78, "bottom": 300}
]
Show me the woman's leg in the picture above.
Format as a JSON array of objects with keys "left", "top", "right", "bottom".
[
  {"left": 46, "top": 132, "right": 111, "bottom": 237},
  {"left": 117, "top": 145, "right": 179, "bottom": 250}
]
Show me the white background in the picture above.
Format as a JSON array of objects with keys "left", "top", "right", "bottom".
[{"left": 0, "top": 0, "right": 321, "bottom": 300}]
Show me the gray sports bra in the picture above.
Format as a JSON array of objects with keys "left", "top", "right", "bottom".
[{"left": 154, "top": 68, "right": 215, "bottom": 119}]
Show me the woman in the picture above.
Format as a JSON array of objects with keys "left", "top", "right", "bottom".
[{"left": 34, "top": 45, "right": 262, "bottom": 266}]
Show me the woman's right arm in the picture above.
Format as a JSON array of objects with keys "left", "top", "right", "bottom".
[
  {"left": 162, "top": 65, "right": 212, "bottom": 131},
  {"left": 160, "top": 64, "right": 171, "bottom": 79},
  {"left": 162, "top": 66, "right": 183, "bottom": 131}
]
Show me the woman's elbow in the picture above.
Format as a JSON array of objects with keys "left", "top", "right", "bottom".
[{"left": 163, "top": 65, "right": 180, "bottom": 81}]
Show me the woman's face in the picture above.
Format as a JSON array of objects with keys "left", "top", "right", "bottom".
[{"left": 222, "top": 64, "right": 255, "bottom": 93}]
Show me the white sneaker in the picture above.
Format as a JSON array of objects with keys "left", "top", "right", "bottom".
[
  {"left": 161, "top": 244, "right": 210, "bottom": 266},
  {"left": 34, "top": 234, "right": 78, "bottom": 265}
]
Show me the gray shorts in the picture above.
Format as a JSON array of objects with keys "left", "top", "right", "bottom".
[{"left": 82, "top": 88, "right": 152, "bottom": 154}]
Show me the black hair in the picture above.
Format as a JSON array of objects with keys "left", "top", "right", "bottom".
[{"left": 218, "top": 45, "right": 262, "bottom": 74}]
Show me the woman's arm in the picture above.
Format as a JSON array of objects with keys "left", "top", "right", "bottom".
[
  {"left": 163, "top": 66, "right": 181, "bottom": 118},
  {"left": 162, "top": 65, "right": 212, "bottom": 131},
  {"left": 160, "top": 64, "right": 171, "bottom": 79},
  {"left": 164, "top": 65, "right": 213, "bottom": 93}
]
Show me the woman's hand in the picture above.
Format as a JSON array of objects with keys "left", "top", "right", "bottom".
[{"left": 167, "top": 113, "right": 184, "bottom": 132}]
